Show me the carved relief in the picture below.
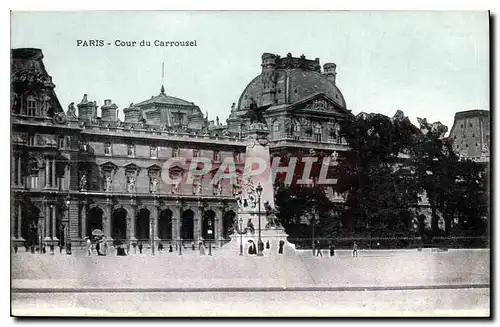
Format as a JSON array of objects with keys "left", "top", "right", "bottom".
[{"left": 305, "top": 99, "right": 335, "bottom": 112}]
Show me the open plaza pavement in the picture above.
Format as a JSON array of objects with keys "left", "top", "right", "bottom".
[{"left": 11, "top": 247, "right": 490, "bottom": 316}]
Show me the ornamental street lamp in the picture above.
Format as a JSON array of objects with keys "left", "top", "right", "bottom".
[
  {"left": 256, "top": 183, "right": 264, "bottom": 256},
  {"left": 66, "top": 197, "right": 71, "bottom": 254},
  {"left": 239, "top": 217, "right": 243, "bottom": 256}
]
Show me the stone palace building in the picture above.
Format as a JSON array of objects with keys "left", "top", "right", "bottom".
[{"left": 11, "top": 49, "right": 352, "bottom": 248}]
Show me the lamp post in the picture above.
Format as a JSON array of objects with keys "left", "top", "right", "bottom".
[
  {"left": 239, "top": 217, "right": 243, "bottom": 256},
  {"left": 256, "top": 183, "right": 264, "bottom": 256},
  {"left": 66, "top": 198, "right": 71, "bottom": 254}
]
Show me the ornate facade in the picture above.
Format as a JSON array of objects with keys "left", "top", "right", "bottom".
[{"left": 11, "top": 49, "right": 352, "bottom": 248}]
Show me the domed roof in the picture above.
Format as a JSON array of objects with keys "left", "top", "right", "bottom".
[
  {"left": 237, "top": 54, "right": 346, "bottom": 112},
  {"left": 135, "top": 85, "right": 196, "bottom": 107}
]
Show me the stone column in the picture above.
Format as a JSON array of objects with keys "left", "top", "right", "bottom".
[
  {"left": 11, "top": 156, "right": 15, "bottom": 186},
  {"left": 45, "top": 158, "right": 50, "bottom": 187},
  {"left": 213, "top": 207, "right": 222, "bottom": 242},
  {"left": 44, "top": 203, "right": 51, "bottom": 240},
  {"left": 194, "top": 206, "right": 202, "bottom": 242},
  {"left": 104, "top": 203, "right": 112, "bottom": 241},
  {"left": 65, "top": 164, "right": 70, "bottom": 191},
  {"left": 17, "top": 202, "right": 23, "bottom": 240},
  {"left": 171, "top": 205, "right": 180, "bottom": 243},
  {"left": 52, "top": 204, "right": 58, "bottom": 240},
  {"left": 11, "top": 202, "right": 16, "bottom": 239},
  {"left": 52, "top": 158, "right": 56, "bottom": 188},
  {"left": 18, "top": 157, "right": 23, "bottom": 187},
  {"left": 130, "top": 204, "right": 137, "bottom": 241},
  {"left": 80, "top": 203, "right": 87, "bottom": 239}
]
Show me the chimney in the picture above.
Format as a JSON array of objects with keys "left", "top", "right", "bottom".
[
  {"left": 261, "top": 53, "right": 278, "bottom": 106},
  {"left": 323, "top": 63, "right": 337, "bottom": 85},
  {"left": 77, "top": 94, "right": 97, "bottom": 121},
  {"left": 101, "top": 99, "right": 118, "bottom": 122}
]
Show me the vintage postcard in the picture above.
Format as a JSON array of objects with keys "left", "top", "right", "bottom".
[{"left": 10, "top": 11, "right": 490, "bottom": 317}]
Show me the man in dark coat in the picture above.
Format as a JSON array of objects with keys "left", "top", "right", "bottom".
[
  {"left": 278, "top": 240, "right": 284, "bottom": 254},
  {"left": 329, "top": 243, "right": 335, "bottom": 257}
]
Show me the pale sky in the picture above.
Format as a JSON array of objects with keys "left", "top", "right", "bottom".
[{"left": 11, "top": 11, "right": 489, "bottom": 130}]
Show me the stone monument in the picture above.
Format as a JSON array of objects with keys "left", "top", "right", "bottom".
[{"left": 221, "top": 120, "right": 296, "bottom": 255}]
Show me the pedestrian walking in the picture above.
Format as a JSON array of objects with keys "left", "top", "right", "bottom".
[
  {"left": 191, "top": 242, "right": 196, "bottom": 251},
  {"left": 13, "top": 244, "right": 18, "bottom": 254},
  {"left": 315, "top": 240, "right": 323, "bottom": 256},
  {"left": 169, "top": 244, "right": 173, "bottom": 253},
  {"left": 103, "top": 242, "right": 108, "bottom": 255},
  {"left": 352, "top": 241, "right": 358, "bottom": 257},
  {"left": 158, "top": 243, "right": 164, "bottom": 252},
  {"left": 138, "top": 241, "right": 143, "bottom": 254},
  {"left": 199, "top": 242, "right": 206, "bottom": 256},
  {"left": 86, "top": 238, "right": 92, "bottom": 256},
  {"left": 278, "top": 240, "right": 284, "bottom": 255},
  {"left": 59, "top": 243, "right": 63, "bottom": 254},
  {"left": 266, "top": 240, "right": 270, "bottom": 249},
  {"left": 96, "top": 241, "right": 101, "bottom": 255},
  {"left": 329, "top": 243, "right": 335, "bottom": 257}
]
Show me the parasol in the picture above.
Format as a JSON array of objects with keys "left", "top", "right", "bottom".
[{"left": 92, "top": 229, "right": 104, "bottom": 236}]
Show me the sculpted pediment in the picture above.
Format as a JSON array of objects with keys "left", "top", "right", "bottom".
[{"left": 289, "top": 93, "right": 349, "bottom": 115}]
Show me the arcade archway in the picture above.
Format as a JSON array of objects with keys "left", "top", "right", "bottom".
[
  {"left": 87, "top": 207, "right": 104, "bottom": 238},
  {"left": 180, "top": 209, "right": 194, "bottom": 240},
  {"left": 202, "top": 210, "right": 216, "bottom": 240},
  {"left": 222, "top": 210, "right": 236, "bottom": 240},
  {"left": 112, "top": 208, "right": 127, "bottom": 241},
  {"left": 136, "top": 208, "right": 150, "bottom": 241},
  {"left": 158, "top": 209, "right": 172, "bottom": 240}
]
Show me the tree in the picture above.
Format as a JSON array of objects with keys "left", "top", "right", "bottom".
[{"left": 337, "top": 112, "right": 421, "bottom": 239}]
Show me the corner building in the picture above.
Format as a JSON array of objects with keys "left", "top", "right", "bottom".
[{"left": 11, "top": 49, "right": 350, "bottom": 248}]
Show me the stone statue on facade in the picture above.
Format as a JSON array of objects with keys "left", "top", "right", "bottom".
[
  {"left": 105, "top": 175, "right": 112, "bottom": 192},
  {"left": 193, "top": 180, "right": 202, "bottom": 195},
  {"left": 67, "top": 102, "right": 77, "bottom": 118},
  {"left": 331, "top": 151, "right": 339, "bottom": 164},
  {"left": 128, "top": 176, "right": 136, "bottom": 193},
  {"left": 151, "top": 178, "right": 158, "bottom": 193},
  {"left": 79, "top": 174, "right": 87, "bottom": 191},
  {"left": 171, "top": 182, "right": 180, "bottom": 194},
  {"left": 213, "top": 181, "right": 223, "bottom": 196}
]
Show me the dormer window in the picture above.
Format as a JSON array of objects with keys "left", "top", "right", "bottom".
[
  {"left": 127, "top": 144, "right": 135, "bottom": 157},
  {"left": 26, "top": 96, "right": 36, "bottom": 116}
]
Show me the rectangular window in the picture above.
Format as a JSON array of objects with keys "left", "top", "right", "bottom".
[
  {"left": 315, "top": 134, "right": 322, "bottom": 142},
  {"left": 27, "top": 100, "right": 36, "bottom": 116},
  {"left": 30, "top": 176, "right": 39, "bottom": 189},
  {"left": 58, "top": 137, "right": 65, "bottom": 149},
  {"left": 28, "top": 134, "right": 35, "bottom": 146},
  {"left": 193, "top": 149, "right": 199, "bottom": 158}
]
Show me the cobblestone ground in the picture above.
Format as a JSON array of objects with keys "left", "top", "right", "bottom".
[{"left": 11, "top": 248, "right": 490, "bottom": 316}]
